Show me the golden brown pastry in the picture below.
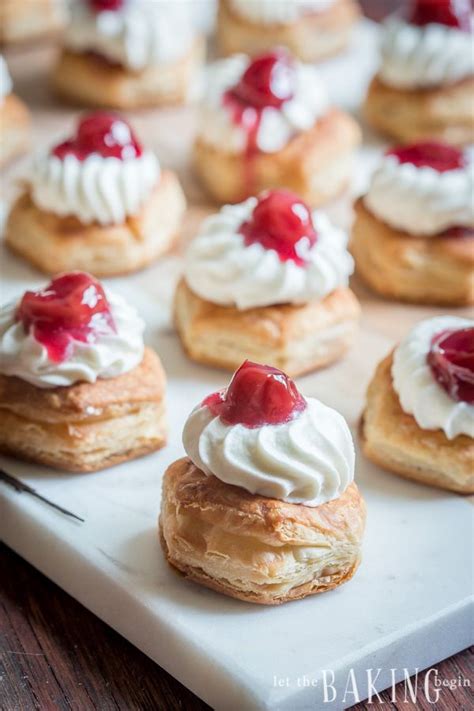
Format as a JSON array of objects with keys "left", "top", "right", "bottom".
[
  {"left": 53, "top": 0, "right": 204, "bottom": 109},
  {"left": 0, "top": 0, "right": 65, "bottom": 45},
  {"left": 176, "top": 189, "right": 360, "bottom": 376},
  {"left": 217, "top": 0, "right": 360, "bottom": 62},
  {"left": 0, "top": 93, "right": 30, "bottom": 168},
  {"left": 351, "top": 142, "right": 474, "bottom": 306},
  {"left": 160, "top": 361, "right": 366, "bottom": 604},
  {"left": 194, "top": 49, "right": 360, "bottom": 206},
  {"left": 361, "top": 346, "right": 474, "bottom": 495},
  {"left": 5, "top": 112, "right": 186, "bottom": 277},
  {"left": 0, "top": 273, "right": 167, "bottom": 473},
  {"left": 363, "top": 2, "right": 474, "bottom": 146}
]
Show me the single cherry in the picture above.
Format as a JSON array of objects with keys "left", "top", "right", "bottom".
[
  {"left": 407, "top": 0, "right": 472, "bottom": 31},
  {"left": 239, "top": 189, "right": 317, "bottom": 265},
  {"left": 16, "top": 272, "right": 116, "bottom": 363},
  {"left": 203, "top": 360, "right": 307, "bottom": 428},
  {"left": 387, "top": 141, "right": 465, "bottom": 172},
  {"left": 89, "top": 0, "right": 124, "bottom": 11},
  {"left": 53, "top": 112, "right": 143, "bottom": 161},
  {"left": 427, "top": 327, "right": 474, "bottom": 404},
  {"left": 231, "top": 50, "right": 295, "bottom": 110}
]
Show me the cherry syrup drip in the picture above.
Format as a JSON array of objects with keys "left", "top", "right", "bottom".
[
  {"left": 202, "top": 360, "right": 307, "bottom": 429},
  {"left": 387, "top": 141, "right": 465, "bottom": 172},
  {"left": 238, "top": 189, "right": 317, "bottom": 265},
  {"left": 89, "top": 0, "right": 124, "bottom": 11},
  {"left": 438, "top": 226, "right": 474, "bottom": 239},
  {"left": 427, "top": 327, "right": 474, "bottom": 404},
  {"left": 222, "top": 50, "right": 295, "bottom": 191},
  {"left": 16, "top": 272, "right": 116, "bottom": 363},
  {"left": 53, "top": 112, "right": 143, "bottom": 161},
  {"left": 406, "top": 0, "right": 472, "bottom": 31}
]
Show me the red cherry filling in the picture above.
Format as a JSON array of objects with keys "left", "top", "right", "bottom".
[
  {"left": 427, "top": 327, "right": 474, "bottom": 403},
  {"left": 239, "top": 189, "right": 317, "bottom": 265},
  {"left": 16, "top": 272, "right": 116, "bottom": 363},
  {"left": 203, "top": 360, "right": 306, "bottom": 428},
  {"left": 438, "top": 226, "right": 474, "bottom": 238},
  {"left": 387, "top": 141, "right": 465, "bottom": 172},
  {"left": 89, "top": 0, "right": 124, "bottom": 11},
  {"left": 407, "top": 0, "right": 472, "bottom": 31},
  {"left": 222, "top": 50, "right": 295, "bottom": 158},
  {"left": 53, "top": 111, "right": 143, "bottom": 161}
]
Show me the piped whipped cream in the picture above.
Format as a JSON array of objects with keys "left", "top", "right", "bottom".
[
  {"left": 183, "top": 396, "right": 355, "bottom": 506},
  {"left": 198, "top": 54, "right": 329, "bottom": 154},
  {"left": 0, "top": 290, "right": 145, "bottom": 389},
  {"left": 379, "top": 18, "right": 474, "bottom": 89},
  {"left": 0, "top": 55, "right": 12, "bottom": 103},
  {"left": 364, "top": 153, "right": 473, "bottom": 236},
  {"left": 30, "top": 149, "right": 160, "bottom": 226},
  {"left": 184, "top": 197, "right": 353, "bottom": 309},
  {"left": 65, "top": 0, "right": 195, "bottom": 71},
  {"left": 392, "top": 316, "right": 474, "bottom": 439},
  {"left": 228, "top": 0, "right": 335, "bottom": 25}
]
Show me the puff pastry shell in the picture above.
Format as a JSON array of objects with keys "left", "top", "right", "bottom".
[
  {"left": 174, "top": 279, "right": 360, "bottom": 376},
  {"left": 351, "top": 199, "right": 474, "bottom": 306},
  {"left": 5, "top": 171, "right": 186, "bottom": 277},
  {"left": 0, "top": 348, "right": 167, "bottom": 472},
  {"left": 0, "top": 94, "right": 30, "bottom": 168},
  {"left": 160, "top": 457, "right": 366, "bottom": 604},
  {"left": 360, "top": 354, "right": 474, "bottom": 494}
]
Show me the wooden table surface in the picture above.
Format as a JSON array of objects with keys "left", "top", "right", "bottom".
[{"left": 1, "top": 2, "right": 473, "bottom": 710}]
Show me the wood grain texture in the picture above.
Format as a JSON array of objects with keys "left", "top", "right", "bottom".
[{"left": 1, "top": 545, "right": 472, "bottom": 711}]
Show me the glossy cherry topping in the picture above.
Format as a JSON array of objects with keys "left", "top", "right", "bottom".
[
  {"left": 223, "top": 50, "right": 295, "bottom": 161},
  {"left": 202, "top": 360, "right": 307, "bottom": 428},
  {"left": 16, "top": 272, "right": 116, "bottom": 363},
  {"left": 428, "top": 328, "right": 474, "bottom": 403},
  {"left": 239, "top": 190, "right": 317, "bottom": 265},
  {"left": 407, "top": 0, "right": 472, "bottom": 31},
  {"left": 387, "top": 141, "right": 465, "bottom": 172},
  {"left": 53, "top": 112, "right": 143, "bottom": 161},
  {"left": 89, "top": 0, "right": 124, "bottom": 11}
]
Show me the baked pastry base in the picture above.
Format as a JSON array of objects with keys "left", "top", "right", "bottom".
[
  {"left": 53, "top": 39, "right": 205, "bottom": 109},
  {"left": 0, "top": 348, "right": 167, "bottom": 473},
  {"left": 174, "top": 279, "right": 360, "bottom": 376},
  {"left": 194, "top": 108, "right": 361, "bottom": 206},
  {"left": 361, "top": 354, "right": 474, "bottom": 494},
  {"left": 5, "top": 170, "right": 186, "bottom": 277},
  {"left": 0, "top": 0, "right": 64, "bottom": 45},
  {"left": 160, "top": 457, "right": 366, "bottom": 605},
  {"left": 0, "top": 94, "right": 30, "bottom": 168},
  {"left": 217, "top": 0, "right": 360, "bottom": 62},
  {"left": 364, "top": 76, "right": 474, "bottom": 147},
  {"left": 351, "top": 199, "right": 474, "bottom": 306}
]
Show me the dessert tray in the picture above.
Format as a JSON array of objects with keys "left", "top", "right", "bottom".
[{"left": 1, "top": 21, "right": 473, "bottom": 710}]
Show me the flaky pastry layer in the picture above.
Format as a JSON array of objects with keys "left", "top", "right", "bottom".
[
  {"left": 360, "top": 354, "right": 474, "bottom": 494},
  {"left": 5, "top": 171, "right": 186, "bottom": 277},
  {"left": 160, "top": 457, "right": 366, "bottom": 604},
  {"left": 351, "top": 199, "right": 474, "bottom": 306},
  {"left": 0, "top": 94, "right": 30, "bottom": 168},
  {"left": 193, "top": 108, "right": 361, "bottom": 206},
  {"left": 52, "top": 40, "right": 205, "bottom": 109},
  {"left": 364, "top": 76, "right": 474, "bottom": 147},
  {"left": 174, "top": 279, "right": 360, "bottom": 376},
  {"left": 0, "top": 348, "right": 167, "bottom": 472},
  {"left": 217, "top": 0, "right": 360, "bottom": 62}
]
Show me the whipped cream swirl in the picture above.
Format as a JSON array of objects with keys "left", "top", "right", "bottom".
[
  {"left": 0, "top": 290, "right": 145, "bottom": 389},
  {"left": 364, "top": 153, "right": 474, "bottom": 236},
  {"left": 184, "top": 198, "right": 353, "bottom": 309},
  {"left": 198, "top": 54, "right": 329, "bottom": 154},
  {"left": 229, "top": 0, "right": 335, "bottom": 25},
  {"left": 379, "top": 18, "right": 474, "bottom": 89},
  {"left": 183, "top": 396, "right": 355, "bottom": 506},
  {"left": 30, "top": 149, "right": 160, "bottom": 226},
  {"left": 65, "top": 0, "right": 195, "bottom": 71},
  {"left": 0, "top": 55, "right": 12, "bottom": 103},
  {"left": 392, "top": 316, "right": 474, "bottom": 439}
]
